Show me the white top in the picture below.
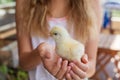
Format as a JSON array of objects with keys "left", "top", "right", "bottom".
[{"left": 29, "top": 17, "right": 67, "bottom": 80}]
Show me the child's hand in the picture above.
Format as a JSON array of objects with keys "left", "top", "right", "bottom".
[
  {"left": 37, "top": 42, "right": 70, "bottom": 80},
  {"left": 66, "top": 54, "right": 89, "bottom": 80}
]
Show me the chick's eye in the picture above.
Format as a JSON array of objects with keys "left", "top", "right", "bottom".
[{"left": 54, "top": 33, "right": 58, "bottom": 36}]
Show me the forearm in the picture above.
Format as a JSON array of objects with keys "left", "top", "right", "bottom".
[
  {"left": 19, "top": 48, "right": 41, "bottom": 71},
  {"left": 86, "top": 0, "right": 102, "bottom": 78}
]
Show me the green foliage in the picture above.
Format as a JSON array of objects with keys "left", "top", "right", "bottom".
[
  {"left": 112, "top": 10, "right": 120, "bottom": 17},
  {"left": 0, "top": 65, "right": 8, "bottom": 75},
  {"left": 0, "top": 65, "right": 28, "bottom": 80},
  {"left": 8, "top": 68, "right": 28, "bottom": 80},
  {"left": 0, "top": 0, "right": 14, "bottom": 4},
  {"left": 17, "top": 70, "right": 28, "bottom": 80}
]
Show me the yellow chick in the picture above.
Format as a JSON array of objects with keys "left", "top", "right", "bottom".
[{"left": 50, "top": 26, "right": 85, "bottom": 61}]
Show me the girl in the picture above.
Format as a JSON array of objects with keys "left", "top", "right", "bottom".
[{"left": 16, "top": 0, "right": 102, "bottom": 80}]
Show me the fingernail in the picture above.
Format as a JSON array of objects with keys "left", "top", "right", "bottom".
[
  {"left": 82, "top": 55, "right": 88, "bottom": 63},
  {"left": 85, "top": 54, "right": 88, "bottom": 60},
  {"left": 59, "top": 58, "right": 62, "bottom": 63},
  {"left": 70, "top": 63, "right": 74, "bottom": 67},
  {"left": 85, "top": 57, "right": 88, "bottom": 62},
  {"left": 67, "top": 66, "right": 71, "bottom": 72},
  {"left": 64, "top": 60, "right": 68, "bottom": 63}
]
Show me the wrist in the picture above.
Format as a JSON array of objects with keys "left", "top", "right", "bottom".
[{"left": 87, "top": 61, "right": 96, "bottom": 78}]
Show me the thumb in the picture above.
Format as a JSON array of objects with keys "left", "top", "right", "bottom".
[
  {"left": 81, "top": 54, "right": 88, "bottom": 64},
  {"left": 38, "top": 42, "right": 51, "bottom": 60}
]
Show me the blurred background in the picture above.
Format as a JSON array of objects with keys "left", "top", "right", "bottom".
[
  {"left": 0, "top": 0, "right": 120, "bottom": 80},
  {"left": 0, "top": 0, "right": 28, "bottom": 80}
]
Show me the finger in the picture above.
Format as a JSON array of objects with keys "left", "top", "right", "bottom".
[
  {"left": 66, "top": 66, "right": 71, "bottom": 73},
  {"left": 70, "top": 63, "right": 87, "bottom": 79},
  {"left": 70, "top": 70, "right": 81, "bottom": 80},
  {"left": 51, "top": 58, "right": 62, "bottom": 76},
  {"left": 56, "top": 60, "right": 68, "bottom": 79},
  {"left": 66, "top": 73, "right": 72, "bottom": 80},
  {"left": 73, "top": 61, "right": 89, "bottom": 72},
  {"left": 81, "top": 54, "right": 88, "bottom": 64}
]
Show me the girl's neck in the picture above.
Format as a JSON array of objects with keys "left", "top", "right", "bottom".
[{"left": 48, "top": 0, "right": 70, "bottom": 18}]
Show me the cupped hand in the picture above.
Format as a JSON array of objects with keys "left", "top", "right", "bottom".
[
  {"left": 66, "top": 54, "right": 89, "bottom": 80},
  {"left": 37, "top": 42, "right": 70, "bottom": 80}
]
